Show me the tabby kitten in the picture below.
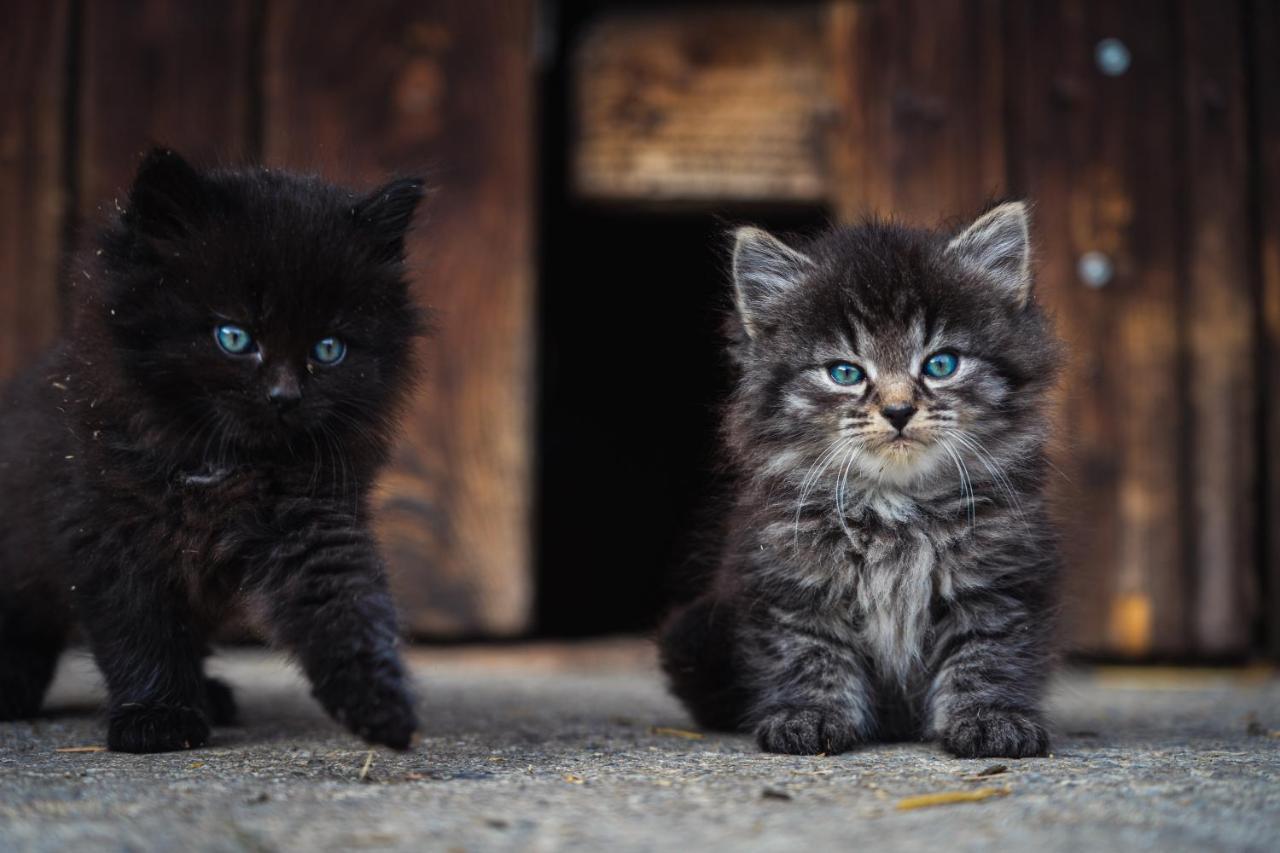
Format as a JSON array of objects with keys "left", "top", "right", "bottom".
[
  {"left": 659, "top": 203, "right": 1062, "bottom": 758},
  {"left": 0, "top": 149, "right": 424, "bottom": 752}
]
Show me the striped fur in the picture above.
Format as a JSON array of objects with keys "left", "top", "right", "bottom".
[{"left": 660, "top": 203, "right": 1063, "bottom": 757}]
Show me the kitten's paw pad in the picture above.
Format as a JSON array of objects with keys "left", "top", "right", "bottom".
[
  {"left": 942, "top": 711, "right": 1048, "bottom": 758},
  {"left": 108, "top": 704, "right": 211, "bottom": 753},
  {"left": 204, "top": 677, "right": 238, "bottom": 726},
  {"left": 755, "top": 707, "right": 862, "bottom": 755}
]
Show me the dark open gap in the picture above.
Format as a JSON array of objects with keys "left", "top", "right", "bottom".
[{"left": 533, "top": 0, "right": 829, "bottom": 636}]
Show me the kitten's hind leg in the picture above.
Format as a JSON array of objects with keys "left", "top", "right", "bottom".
[
  {"left": 197, "top": 646, "right": 238, "bottom": 726},
  {"left": 658, "top": 594, "right": 748, "bottom": 731},
  {"left": 203, "top": 675, "right": 238, "bottom": 726},
  {"left": 0, "top": 597, "right": 67, "bottom": 720}
]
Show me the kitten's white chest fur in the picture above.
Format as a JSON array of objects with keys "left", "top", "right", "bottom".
[
  {"left": 843, "top": 489, "right": 957, "bottom": 683},
  {"left": 855, "top": 529, "right": 937, "bottom": 682}
]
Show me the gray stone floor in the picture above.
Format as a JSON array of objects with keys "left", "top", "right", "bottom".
[{"left": 1, "top": 640, "right": 1278, "bottom": 852}]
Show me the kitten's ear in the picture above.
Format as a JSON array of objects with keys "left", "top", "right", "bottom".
[
  {"left": 946, "top": 201, "right": 1033, "bottom": 306},
  {"left": 124, "top": 147, "right": 207, "bottom": 239},
  {"left": 353, "top": 177, "right": 426, "bottom": 263},
  {"left": 732, "top": 226, "right": 815, "bottom": 339}
]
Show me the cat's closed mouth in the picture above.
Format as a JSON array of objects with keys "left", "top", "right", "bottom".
[{"left": 878, "top": 434, "right": 926, "bottom": 450}]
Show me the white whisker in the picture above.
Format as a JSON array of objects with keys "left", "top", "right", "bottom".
[{"left": 791, "top": 436, "right": 856, "bottom": 549}]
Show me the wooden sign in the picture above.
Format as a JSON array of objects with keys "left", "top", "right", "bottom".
[{"left": 574, "top": 6, "right": 833, "bottom": 204}]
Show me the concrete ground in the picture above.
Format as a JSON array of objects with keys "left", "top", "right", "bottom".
[{"left": 1, "top": 640, "right": 1277, "bottom": 853}]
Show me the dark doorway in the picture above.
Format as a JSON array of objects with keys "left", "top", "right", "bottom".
[{"left": 534, "top": 1, "right": 829, "bottom": 635}]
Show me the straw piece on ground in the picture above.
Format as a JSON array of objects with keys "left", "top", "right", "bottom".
[
  {"left": 650, "top": 726, "right": 704, "bottom": 740},
  {"left": 53, "top": 746, "right": 107, "bottom": 754},
  {"left": 896, "top": 786, "right": 1012, "bottom": 811}
]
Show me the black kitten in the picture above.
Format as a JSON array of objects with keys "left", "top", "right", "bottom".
[
  {"left": 0, "top": 149, "right": 425, "bottom": 752},
  {"left": 659, "top": 203, "right": 1062, "bottom": 758}
]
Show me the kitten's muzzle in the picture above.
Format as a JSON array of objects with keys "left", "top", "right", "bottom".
[
  {"left": 267, "top": 373, "right": 303, "bottom": 412},
  {"left": 880, "top": 403, "right": 917, "bottom": 433}
]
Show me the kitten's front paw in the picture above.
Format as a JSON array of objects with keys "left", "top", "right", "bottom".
[
  {"left": 942, "top": 709, "right": 1048, "bottom": 758},
  {"left": 321, "top": 679, "right": 419, "bottom": 751},
  {"left": 347, "top": 692, "right": 418, "bottom": 751},
  {"left": 108, "top": 703, "right": 210, "bottom": 753},
  {"left": 755, "top": 706, "right": 863, "bottom": 755},
  {"left": 204, "top": 677, "right": 238, "bottom": 726}
]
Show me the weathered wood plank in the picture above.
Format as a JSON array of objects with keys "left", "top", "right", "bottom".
[
  {"left": 1252, "top": 0, "right": 1280, "bottom": 658},
  {"left": 573, "top": 5, "right": 831, "bottom": 204},
  {"left": 265, "top": 0, "right": 535, "bottom": 636},
  {"left": 0, "top": 0, "right": 68, "bottom": 381},
  {"left": 827, "top": 0, "right": 1007, "bottom": 223},
  {"left": 1180, "top": 0, "right": 1256, "bottom": 656},
  {"left": 1008, "top": 0, "right": 1187, "bottom": 657},
  {"left": 78, "top": 1, "right": 254, "bottom": 224}
]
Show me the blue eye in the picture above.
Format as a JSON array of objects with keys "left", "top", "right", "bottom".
[
  {"left": 924, "top": 352, "right": 959, "bottom": 378},
  {"left": 215, "top": 324, "right": 253, "bottom": 355},
  {"left": 828, "top": 362, "right": 865, "bottom": 386},
  {"left": 312, "top": 337, "right": 346, "bottom": 365}
]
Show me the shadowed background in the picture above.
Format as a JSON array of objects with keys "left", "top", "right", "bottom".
[{"left": 1, "top": 0, "right": 1277, "bottom": 660}]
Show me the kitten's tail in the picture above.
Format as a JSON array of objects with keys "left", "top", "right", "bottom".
[{"left": 657, "top": 594, "right": 748, "bottom": 732}]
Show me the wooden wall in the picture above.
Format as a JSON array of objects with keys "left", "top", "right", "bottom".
[
  {"left": 3, "top": 0, "right": 1276, "bottom": 655},
  {"left": 573, "top": 0, "right": 1277, "bottom": 658},
  {"left": 0, "top": 0, "right": 535, "bottom": 637},
  {"left": 0, "top": 2, "right": 68, "bottom": 385}
]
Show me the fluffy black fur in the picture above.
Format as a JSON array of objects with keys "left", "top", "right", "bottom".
[
  {"left": 659, "top": 203, "right": 1063, "bottom": 758},
  {"left": 0, "top": 149, "right": 426, "bottom": 752}
]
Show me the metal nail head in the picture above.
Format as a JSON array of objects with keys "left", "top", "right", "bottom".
[
  {"left": 1078, "top": 251, "right": 1114, "bottom": 288},
  {"left": 1095, "top": 38, "right": 1131, "bottom": 76}
]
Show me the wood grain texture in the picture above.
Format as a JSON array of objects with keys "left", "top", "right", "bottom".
[
  {"left": 827, "top": 0, "right": 1007, "bottom": 223},
  {"left": 1007, "top": 0, "right": 1187, "bottom": 656},
  {"left": 78, "top": 0, "right": 254, "bottom": 224},
  {"left": 0, "top": 0, "right": 68, "bottom": 381},
  {"left": 1179, "top": 0, "right": 1256, "bottom": 656},
  {"left": 1252, "top": 0, "right": 1280, "bottom": 658},
  {"left": 573, "top": 5, "right": 831, "bottom": 204},
  {"left": 264, "top": 0, "right": 535, "bottom": 636}
]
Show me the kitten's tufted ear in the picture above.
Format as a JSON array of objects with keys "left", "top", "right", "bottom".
[
  {"left": 124, "top": 147, "right": 208, "bottom": 240},
  {"left": 946, "top": 201, "right": 1032, "bottom": 306},
  {"left": 732, "top": 226, "right": 815, "bottom": 339},
  {"left": 353, "top": 177, "right": 426, "bottom": 263}
]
